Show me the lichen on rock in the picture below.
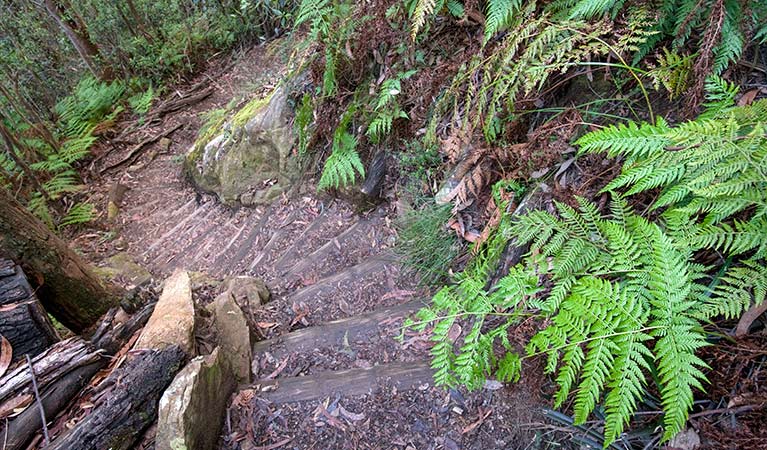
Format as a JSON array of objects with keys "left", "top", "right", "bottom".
[{"left": 185, "top": 86, "right": 301, "bottom": 206}]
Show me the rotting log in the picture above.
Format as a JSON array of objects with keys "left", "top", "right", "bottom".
[
  {"left": 90, "top": 302, "right": 156, "bottom": 355},
  {"left": 0, "top": 188, "right": 119, "bottom": 332},
  {"left": 0, "top": 259, "right": 59, "bottom": 361},
  {"left": 0, "top": 337, "right": 107, "bottom": 450},
  {"left": 46, "top": 345, "right": 185, "bottom": 450}
]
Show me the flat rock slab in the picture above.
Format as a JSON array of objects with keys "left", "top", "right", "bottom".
[
  {"left": 156, "top": 348, "right": 235, "bottom": 450},
  {"left": 135, "top": 270, "right": 195, "bottom": 355}
]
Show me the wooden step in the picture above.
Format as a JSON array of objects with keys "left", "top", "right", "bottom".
[
  {"left": 253, "top": 301, "right": 424, "bottom": 358},
  {"left": 250, "top": 361, "right": 434, "bottom": 404}
]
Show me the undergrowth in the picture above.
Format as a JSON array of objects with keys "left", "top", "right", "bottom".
[{"left": 411, "top": 79, "right": 767, "bottom": 446}]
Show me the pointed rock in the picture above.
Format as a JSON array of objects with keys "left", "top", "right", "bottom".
[
  {"left": 135, "top": 270, "right": 195, "bottom": 355},
  {"left": 155, "top": 348, "right": 235, "bottom": 450},
  {"left": 211, "top": 290, "right": 252, "bottom": 383}
]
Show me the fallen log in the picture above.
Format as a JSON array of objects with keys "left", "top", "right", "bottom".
[
  {"left": 46, "top": 345, "right": 185, "bottom": 450},
  {"left": 0, "top": 259, "right": 59, "bottom": 361},
  {"left": 90, "top": 302, "right": 156, "bottom": 355},
  {"left": 0, "top": 338, "right": 106, "bottom": 450}
]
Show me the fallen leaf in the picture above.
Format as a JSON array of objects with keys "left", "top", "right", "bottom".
[
  {"left": 0, "top": 335, "right": 12, "bottom": 378},
  {"left": 0, "top": 394, "right": 33, "bottom": 420},
  {"left": 737, "top": 89, "right": 759, "bottom": 106},
  {"left": 339, "top": 404, "right": 365, "bottom": 421}
]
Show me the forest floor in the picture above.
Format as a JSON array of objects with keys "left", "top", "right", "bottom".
[
  {"left": 61, "top": 38, "right": 574, "bottom": 450},
  {"left": 61, "top": 36, "right": 767, "bottom": 450}
]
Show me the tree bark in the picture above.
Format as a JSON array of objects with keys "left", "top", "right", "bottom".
[
  {"left": 0, "top": 338, "right": 106, "bottom": 450},
  {"left": 0, "top": 188, "right": 118, "bottom": 331},
  {"left": 0, "top": 259, "right": 60, "bottom": 362},
  {"left": 46, "top": 346, "right": 185, "bottom": 450},
  {"left": 41, "top": 0, "right": 112, "bottom": 81}
]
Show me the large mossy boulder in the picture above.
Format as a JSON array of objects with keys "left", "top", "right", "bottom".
[{"left": 185, "top": 86, "right": 300, "bottom": 206}]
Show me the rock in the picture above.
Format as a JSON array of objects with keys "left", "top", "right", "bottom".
[
  {"left": 668, "top": 428, "right": 701, "bottom": 450},
  {"left": 225, "top": 276, "right": 270, "bottom": 308},
  {"left": 155, "top": 348, "right": 235, "bottom": 450},
  {"left": 95, "top": 252, "right": 152, "bottom": 288},
  {"left": 210, "top": 292, "right": 252, "bottom": 383},
  {"left": 222, "top": 276, "right": 269, "bottom": 332},
  {"left": 135, "top": 270, "right": 195, "bottom": 356},
  {"left": 185, "top": 87, "right": 301, "bottom": 206}
]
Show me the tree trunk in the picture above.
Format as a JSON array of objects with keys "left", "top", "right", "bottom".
[
  {"left": 0, "top": 338, "right": 106, "bottom": 450},
  {"left": 0, "top": 188, "right": 118, "bottom": 331},
  {"left": 42, "top": 0, "right": 112, "bottom": 81}
]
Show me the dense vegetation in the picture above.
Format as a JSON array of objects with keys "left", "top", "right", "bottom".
[{"left": 2, "top": 0, "right": 766, "bottom": 447}]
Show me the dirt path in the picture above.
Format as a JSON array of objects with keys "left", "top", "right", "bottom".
[{"left": 72, "top": 39, "right": 556, "bottom": 450}]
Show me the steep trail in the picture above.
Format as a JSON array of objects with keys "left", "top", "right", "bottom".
[{"left": 90, "top": 41, "right": 548, "bottom": 449}]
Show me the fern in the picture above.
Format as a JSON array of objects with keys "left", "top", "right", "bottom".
[
  {"left": 410, "top": 0, "right": 438, "bottom": 40},
  {"left": 60, "top": 202, "right": 95, "bottom": 227},
  {"left": 484, "top": 0, "right": 522, "bottom": 43},
  {"left": 418, "top": 82, "right": 766, "bottom": 446},
  {"left": 318, "top": 108, "right": 364, "bottom": 190},
  {"left": 367, "top": 70, "right": 417, "bottom": 143}
]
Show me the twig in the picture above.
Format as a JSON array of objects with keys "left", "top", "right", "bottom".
[
  {"left": 689, "top": 403, "right": 764, "bottom": 419},
  {"left": 99, "top": 123, "right": 183, "bottom": 174},
  {"left": 25, "top": 354, "right": 49, "bottom": 445},
  {"left": 252, "top": 437, "right": 293, "bottom": 450}
]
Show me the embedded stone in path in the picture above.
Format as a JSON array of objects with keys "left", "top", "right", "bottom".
[{"left": 135, "top": 270, "right": 195, "bottom": 355}]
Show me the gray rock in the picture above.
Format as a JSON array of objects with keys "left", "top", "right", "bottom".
[
  {"left": 225, "top": 276, "right": 270, "bottom": 308},
  {"left": 210, "top": 291, "right": 252, "bottom": 384},
  {"left": 135, "top": 270, "right": 195, "bottom": 356},
  {"left": 155, "top": 348, "right": 235, "bottom": 450},
  {"left": 185, "top": 87, "right": 300, "bottom": 206},
  {"left": 95, "top": 252, "right": 152, "bottom": 288}
]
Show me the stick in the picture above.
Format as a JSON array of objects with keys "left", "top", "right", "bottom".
[
  {"left": 99, "top": 123, "right": 183, "bottom": 175},
  {"left": 25, "top": 355, "right": 48, "bottom": 446}
]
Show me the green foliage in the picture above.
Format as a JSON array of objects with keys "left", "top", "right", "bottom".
[
  {"left": 295, "top": 93, "right": 314, "bottom": 155},
  {"left": 128, "top": 86, "right": 154, "bottom": 116},
  {"left": 295, "top": 0, "right": 357, "bottom": 96},
  {"left": 60, "top": 202, "right": 96, "bottom": 227},
  {"left": 635, "top": 0, "right": 766, "bottom": 74},
  {"left": 396, "top": 203, "right": 460, "bottom": 285},
  {"left": 367, "top": 70, "right": 417, "bottom": 144},
  {"left": 317, "top": 108, "right": 364, "bottom": 190},
  {"left": 55, "top": 76, "right": 125, "bottom": 139},
  {"left": 426, "top": 10, "right": 641, "bottom": 143},
  {"left": 417, "top": 80, "right": 767, "bottom": 446},
  {"left": 647, "top": 48, "right": 693, "bottom": 99}
]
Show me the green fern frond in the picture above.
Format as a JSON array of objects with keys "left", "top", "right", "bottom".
[
  {"left": 483, "top": 0, "right": 521, "bottom": 43},
  {"left": 60, "top": 202, "right": 95, "bottom": 227},
  {"left": 411, "top": 0, "right": 438, "bottom": 40}
]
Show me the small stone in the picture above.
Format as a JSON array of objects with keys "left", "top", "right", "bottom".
[
  {"left": 211, "top": 291, "right": 252, "bottom": 383},
  {"left": 155, "top": 348, "right": 235, "bottom": 450},
  {"left": 483, "top": 379, "right": 504, "bottom": 391},
  {"left": 668, "top": 428, "right": 701, "bottom": 450},
  {"left": 135, "top": 270, "right": 195, "bottom": 356},
  {"left": 224, "top": 276, "right": 270, "bottom": 310}
]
